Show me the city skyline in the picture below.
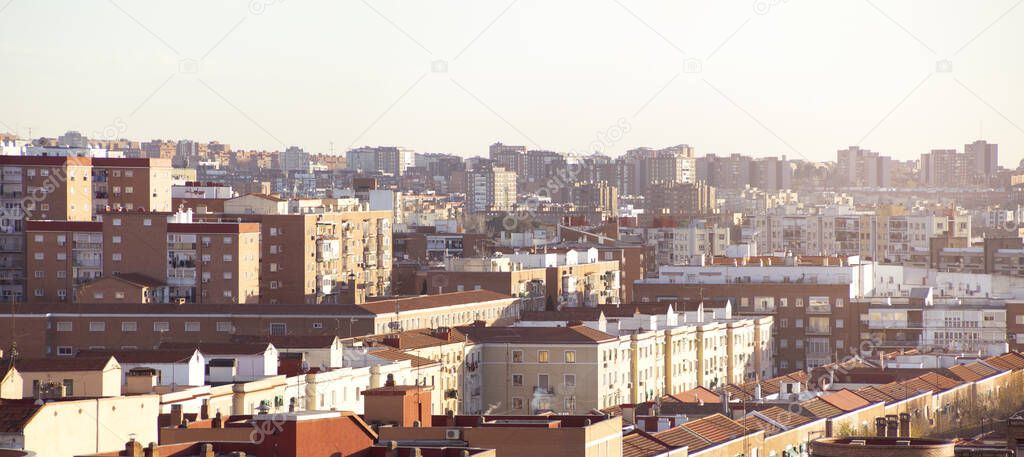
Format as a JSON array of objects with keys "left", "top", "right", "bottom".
[{"left": 1, "top": 0, "right": 1022, "bottom": 164}]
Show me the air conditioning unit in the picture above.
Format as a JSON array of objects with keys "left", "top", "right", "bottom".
[{"left": 445, "top": 429, "right": 462, "bottom": 440}]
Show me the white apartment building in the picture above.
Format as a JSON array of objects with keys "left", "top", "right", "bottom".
[
  {"left": 746, "top": 207, "right": 971, "bottom": 262},
  {"left": 622, "top": 222, "right": 731, "bottom": 265}
]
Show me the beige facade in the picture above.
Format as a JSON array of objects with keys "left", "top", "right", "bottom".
[
  {"left": 16, "top": 356, "right": 122, "bottom": 398},
  {"left": 0, "top": 394, "right": 160, "bottom": 457}
]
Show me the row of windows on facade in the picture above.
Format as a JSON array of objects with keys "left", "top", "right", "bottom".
[
  {"left": 509, "top": 350, "right": 576, "bottom": 364},
  {"left": 510, "top": 373, "right": 577, "bottom": 388},
  {"left": 53, "top": 321, "right": 321, "bottom": 333}
]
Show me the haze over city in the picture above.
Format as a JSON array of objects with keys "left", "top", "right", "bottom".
[{"left": 2, "top": 0, "right": 1023, "bottom": 162}]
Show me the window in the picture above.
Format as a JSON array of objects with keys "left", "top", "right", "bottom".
[
  {"left": 512, "top": 397, "right": 524, "bottom": 410},
  {"left": 56, "top": 252, "right": 66, "bottom": 261},
  {"left": 223, "top": 254, "right": 233, "bottom": 262},
  {"left": 565, "top": 396, "right": 577, "bottom": 411},
  {"left": 33, "top": 234, "right": 43, "bottom": 242},
  {"left": 56, "top": 270, "right": 66, "bottom": 278},
  {"left": 89, "top": 321, "right": 105, "bottom": 332},
  {"left": 34, "top": 253, "right": 43, "bottom": 260},
  {"left": 57, "top": 346, "right": 73, "bottom": 357},
  {"left": 270, "top": 323, "right": 287, "bottom": 335},
  {"left": 512, "top": 374, "right": 524, "bottom": 386},
  {"left": 223, "top": 272, "right": 233, "bottom": 280},
  {"left": 538, "top": 350, "right": 549, "bottom": 363},
  {"left": 216, "top": 321, "right": 233, "bottom": 332},
  {"left": 564, "top": 374, "right": 576, "bottom": 387},
  {"left": 125, "top": 186, "right": 133, "bottom": 194},
  {"left": 795, "top": 340, "right": 804, "bottom": 349},
  {"left": 153, "top": 322, "right": 170, "bottom": 332},
  {"left": 836, "top": 319, "right": 845, "bottom": 329},
  {"left": 112, "top": 236, "right": 122, "bottom": 244},
  {"left": 93, "top": 292, "right": 104, "bottom": 299},
  {"left": 223, "top": 290, "right": 233, "bottom": 298},
  {"left": 185, "top": 322, "right": 200, "bottom": 332},
  {"left": 565, "top": 351, "right": 576, "bottom": 363},
  {"left": 143, "top": 218, "right": 152, "bottom": 226},
  {"left": 780, "top": 339, "right": 788, "bottom": 348},
  {"left": 33, "top": 270, "right": 44, "bottom": 278},
  {"left": 56, "top": 321, "right": 72, "bottom": 332},
  {"left": 112, "top": 218, "right": 122, "bottom": 226},
  {"left": 114, "top": 291, "right": 125, "bottom": 299},
  {"left": 122, "top": 321, "right": 138, "bottom": 332},
  {"left": 312, "top": 322, "right": 323, "bottom": 329},
  {"left": 511, "top": 350, "right": 524, "bottom": 363},
  {"left": 795, "top": 319, "right": 804, "bottom": 328},
  {"left": 223, "top": 236, "right": 233, "bottom": 244},
  {"left": 112, "top": 253, "right": 122, "bottom": 262}
]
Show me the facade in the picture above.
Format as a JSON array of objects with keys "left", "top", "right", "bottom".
[
  {"left": 466, "top": 166, "right": 517, "bottom": 213},
  {"left": 0, "top": 290, "right": 520, "bottom": 358},
  {"left": 835, "top": 146, "right": 892, "bottom": 188},
  {"left": 346, "top": 146, "right": 415, "bottom": 176},
  {"left": 634, "top": 255, "right": 872, "bottom": 371}
]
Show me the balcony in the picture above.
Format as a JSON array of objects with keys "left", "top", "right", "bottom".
[
  {"left": 805, "top": 326, "right": 831, "bottom": 336},
  {"left": 806, "top": 304, "right": 832, "bottom": 315}
]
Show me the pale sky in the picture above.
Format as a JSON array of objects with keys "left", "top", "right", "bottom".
[{"left": 1, "top": 0, "right": 1022, "bottom": 165}]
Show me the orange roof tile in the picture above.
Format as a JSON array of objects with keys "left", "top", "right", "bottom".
[
  {"left": 623, "top": 431, "right": 674, "bottom": 457},
  {"left": 755, "top": 406, "right": 813, "bottom": 428},
  {"left": 681, "top": 413, "right": 752, "bottom": 443},
  {"left": 818, "top": 389, "right": 871, "bottom": 412}
]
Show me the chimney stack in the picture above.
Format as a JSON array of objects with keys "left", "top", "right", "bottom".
[
  {"left": 125, "top": 439, "right": 144, "bottom": 457},
  {"left": 199, "top": 444, "right": 215, "bottom": 457},
  {"left": 875, "top": 417, "right": 887, "bottom": 437},
  {"left": 885, "top": 414, "right": 899, "bottom": 437},
  {"left": 899, "top": 412, "right": 911, "bottom": 437}
]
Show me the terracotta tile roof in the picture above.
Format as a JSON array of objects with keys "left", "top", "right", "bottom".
[
  {"left": 653, "top": 423, "right": 711, "bottom": 452},
  {"left": 356, "top": 290, "right": 513, "bottom": 314},
  {"left": 367, "top": 349, "right": 438, "bottom": 368},
  {"left": 622, "top": 431, "right": 674, "bottom": 457},
  {"left": 912, "top": 372, "right": 963, "bottom": 391},
  {"left": 6, "top": 356, "right": 116, "bottom": 372},
  {"left": 76, "top": 349, "right": 198, "bottom": 364},
  {"left": 755, "top": 406, "right": 813, "bottom": 428},
  {"left": 984, "top": 352, "right": 1024, "bottom": 370},
  {"left": 458, "top": 324, "right": 618, "bottom": 344},
  {"left": 856, "top": 385, "right": 901, "bottom": 403},
  {"left": 737, "top": 415, "right": 782, "bottom": 436},
  {"left": 800, "top": 398, "right": 845, "bottom": 419},
  {"left": 948, "top": 364, "right": 987, "bottom": 382},
  {"left": 670, "top": 386, "right": 721, "bottom": 404},
  {"left": 680, "top": 413, "right": 752, "bottom": 444},
  {"left": 818, "top": 389, "right": 871, "bottom": 412},
  {"left": 0, "top": 400, "right": 43, "bottom": 433},
  {"left": 356, "top": 328, "right": 466, "bottom": 350},
  {"left": 948, "top": 361, "right": 1000, "bottom": 382}
]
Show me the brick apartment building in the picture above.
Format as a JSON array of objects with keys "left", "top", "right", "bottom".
[
  {"left": 0, "top": 156, "right": 174, "bottom": 301},
  {"left": 24, "top": 213, "right": 261, "bottom": 304},
  {"left": 633, "top": 255, "right": 873, "bottom": 372},
  {"left": 0, "top": 290, "right": 519, "bottom": 358}
]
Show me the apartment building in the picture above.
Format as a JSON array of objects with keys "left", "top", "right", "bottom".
[
  {"left": 856, "top": 292, "right": 1008, "bottom": 357},
  {"left": 195, "top": 194, "right": 393, "bottom": 304},
  {"left": 622, "top": 145, "right": 696, "bottom": 195},
  {"left": 346, "top": 146, "right": 414, "bottom": 176},
  {"left": 91, "top": 158, "right": 173, "bottom": 213},
  {"left": 746, "top": 207, "right": 970, "bottom": 262},
  {"left": 622, "top": 222, "right": 731, "bottom": 265},
  {"left": 634, "top": 255, "right": 872, "bottom": 371},
  {"left": 466, "top": 166, "right": 516, "bottom": 213},
  {"left": 0, "top": 156, "right": 92, "bottom": 300},
  {"left": 0, "top": 290, "right": 519, "bottom": 358},
  {"left": 488, "top": 142, "right": 527, "bottom": 178},
  {"left": 836, "top": 146, "right": 892, "bottom": 188},
  {"left": 459, "top": 324, "right": 632, "bottom": 414},
  {"left": 23, "top": 211, "right": 260, "bottom": 304}
]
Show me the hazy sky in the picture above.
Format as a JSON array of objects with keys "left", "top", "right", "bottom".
[{"left": 1, "top": 0, "right": 1022, "bottom": 164}]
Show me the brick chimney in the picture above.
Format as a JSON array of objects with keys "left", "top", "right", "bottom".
[
  {"left": 143, "top": 442, "right": 160, "bottom": 457},
  {"left": 383, "top": 333, "right": 401, "bottom": 348},
  {"left": 899, "top": 412, "right": 911, "bottom": 437},
  {"left": 431, "top": 327, "right": 452, "bottom": 341},
  {"left": 362, "top": 381, "right": 433, "bottom": 427},
  {"left": 169, "top": 405, "right": 183, "bottom": 428},
  {"left": 875, "top": 417, "right": 887, "bottom": 437},
  {"left": 125, "top": 439, "right": 144, "bottom": 457},
  {"left": 885, "top": 414, "right": 899, "bottom": 437}
]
